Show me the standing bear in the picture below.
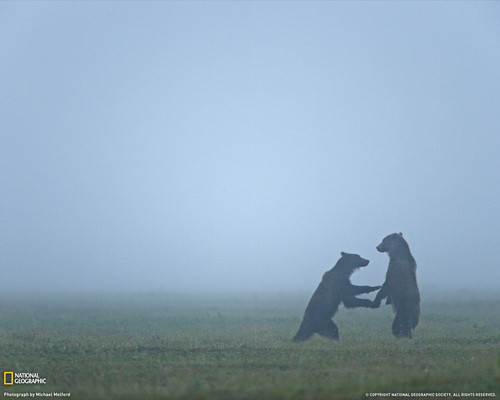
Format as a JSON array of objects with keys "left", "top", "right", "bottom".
[
  {"left": 371, "top": 233, "right": 420, "bottom": 338},
  {"left": 293, "top": 252, "right": 380, "bottom": 342}
]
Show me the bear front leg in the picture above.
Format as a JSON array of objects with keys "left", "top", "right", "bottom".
[
  {"left": 342, "top": 297, "right": 373, "bottom": 309},
  {"left": 355, "top": 285, "right": 382, "bottom": 294},
  {"left": 370, "top": 282, "right": 390, "bottom": 308},
  {"left": 348, "top": 284, "right": 382, "bottom": 296}
]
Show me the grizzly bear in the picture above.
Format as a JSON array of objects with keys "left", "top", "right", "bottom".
[
  {"left": 371, "top": 233, "right": 420, "bottom": 338},
  {"left": 292, "top": 252, "right": 381, "bottom": 342}
]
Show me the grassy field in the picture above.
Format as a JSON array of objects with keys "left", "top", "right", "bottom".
[{"left": 0, "top": 292, "right": 499, "bottom": 400}]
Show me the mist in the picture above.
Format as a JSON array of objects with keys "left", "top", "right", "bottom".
[{"left": 1, "top": 2, "right": 498, "bottom": 296}]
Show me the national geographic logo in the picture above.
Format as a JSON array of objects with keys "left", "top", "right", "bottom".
[
  {"left": 4, "top": 372, "right": 13, "bottom": 385},
  {"left": 3, "top": 372, "right": 47, "bottom": 385}
]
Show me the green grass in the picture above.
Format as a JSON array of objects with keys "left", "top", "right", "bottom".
[{"left": 1, "top": 292, "right": 499, "bottom": 399}]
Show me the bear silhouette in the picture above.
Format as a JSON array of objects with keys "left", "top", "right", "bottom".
[
  {"left": 293, "top": 252, "right": 380, "bottom": 342},
  {"left": 371, "top": 233, "right": 420, "bottom": 338}
]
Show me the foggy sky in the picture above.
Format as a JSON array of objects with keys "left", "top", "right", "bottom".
[{"left": 1, "top": 2, "right": 499, "bottom": 295}]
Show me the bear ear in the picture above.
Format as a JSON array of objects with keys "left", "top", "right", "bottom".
[
  {"left": 340, "top": 251, "right": 346, "bottom": 257},
  {"left": 398, "top": 232, "right": 403, "bottom": 236}
]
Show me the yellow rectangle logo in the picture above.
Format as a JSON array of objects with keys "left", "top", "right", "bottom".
[{"left": 4, "top": 371, "right": 14, "bottom": 385}]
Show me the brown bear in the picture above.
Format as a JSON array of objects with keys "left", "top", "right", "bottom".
[
  {"left": 371, "top": 233, "right": 420, "bottom": 338},
  {"left": 292, "top": 252, "right": 381, "bottom": 342}
]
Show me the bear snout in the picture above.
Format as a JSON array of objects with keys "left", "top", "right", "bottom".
[
  {"left": 361, "top": 259, "right": 369, "bottom": 267},
  {"left": 376, "top": 244, "right": 385, "bottom": 252}
]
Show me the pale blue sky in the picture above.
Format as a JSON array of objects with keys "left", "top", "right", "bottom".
[{"left": 1, "top": 2, "right": 499, "bottom": 294}]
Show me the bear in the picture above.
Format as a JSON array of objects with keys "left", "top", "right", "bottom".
[
  {"left": 292, "top": 252, "right": 381, "bottom": 342},
  {"left": 370, "top": 233, "right": 420, "bottom": 338}
]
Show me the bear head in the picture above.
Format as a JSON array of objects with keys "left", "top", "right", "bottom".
[
  {"left": 336, "top": 252, "right": 370, "bottom": 275},
  {"left": 376, "top": 232, "right": 406, "bottom": 254}
]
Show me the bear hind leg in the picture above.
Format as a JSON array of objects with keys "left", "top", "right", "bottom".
[
  {"left": 292, "top": 322, "right": 315, "bottom": 342},
  {"left": 392, "top": 313, "right": 412, "bottom": 338},
  {"left": 317, "top": 320, "right": 339, "bottom": 341}
]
